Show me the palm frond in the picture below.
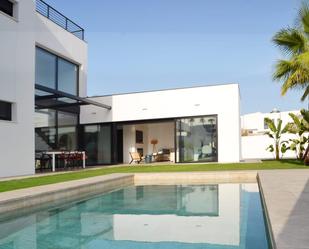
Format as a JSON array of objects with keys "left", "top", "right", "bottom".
[
  {"left": 273, "top": 60, "right": 294, "bottom": 81},
  {"left": 266, "top": 145, "right": 274, "bottom": 152},
  {"left": 281, "top": 67, "right": 309, "bottom": 95},
  {"left": 285, "top": 122, "right": 298, "bottom": 134},
  {"left": 300, "top": 108, "right": 309, "bottom": 124},
  {"left": 276, "top": 119, "right": 283, "bottom": 138},
  {"left": 272, "top": 28, "right": 308, "bottom": 55},
  {"left": 298, "top": 2, "right": 309, "bottom": 34},
  {"left": 289, "top": 112, "right": 302, "bottom": 127},
  {"left": 301, "top": 85, "right": 309, "bottom": 100},
  {"left": 264, "top": 118, "right": 276, "bottom": 133}
]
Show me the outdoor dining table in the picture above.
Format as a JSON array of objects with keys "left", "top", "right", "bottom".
[{"left": 45, "top": 151, "right": 86, "bottom": 172}]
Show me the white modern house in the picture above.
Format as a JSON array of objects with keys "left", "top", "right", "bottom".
[{"left": 0, "top": 0, "right": 241, "bottom": 178}]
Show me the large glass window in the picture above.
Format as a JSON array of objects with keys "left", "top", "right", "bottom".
[
  {"left": 58, "top": 126, "right": 77, "bottom": 151},
  {"left": 35, "top": 48, "right": 56, "bottom": 89},
  {"left": 35, "top": 47, "right": 78, "bottom": 95},
  {"left": 57, "top": 111, "right": 78, "bottom": 151},
  {"left": 176, "top": 116, "right": 217, "bottom": 163},
  {"left": 35, "top": 127, "right": 56, "bottom": 151},
  {"left": 35, "top": 109, "right": 56, "bottom": 128},
  {"left": 35, "top": 109, "right": 56, "bottom": 151},
  {"left": 84, "top": 124, "right": 112, "bottom": 165},
  {"left": 35, "top": 109, "right": 78, "bottom": 152},
  {"left": 58, "top": 58, "right": 78, "bottom": 95},
  {"left": 57, "top": 111, "right": 78, "bottom": 126}
]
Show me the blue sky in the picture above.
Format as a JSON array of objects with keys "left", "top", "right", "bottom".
[{"left": 49, "top": 0, "right": 306, "bottom": 114}]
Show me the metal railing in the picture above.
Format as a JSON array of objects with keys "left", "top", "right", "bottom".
[{"left": 36, "top": 0, "right": 85, "bottom": 40}]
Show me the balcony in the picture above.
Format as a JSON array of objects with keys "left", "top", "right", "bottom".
[{"left": 36, "top": 0, "right": 85, "bottom": 40}]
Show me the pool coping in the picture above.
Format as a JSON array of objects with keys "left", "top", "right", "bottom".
[
  {"left": 1, "top": 170, "right": 305, "bottom": 249},
  {"left": 257, "top": 174, "right": 276, "bottom": 249},
  {"left": 0, "top": 173, "right": 134, "bottom": 219}
]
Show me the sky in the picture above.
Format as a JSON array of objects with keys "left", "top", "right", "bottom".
[{"left": 49, "top": 0, "right": 307, "bottom": 114}]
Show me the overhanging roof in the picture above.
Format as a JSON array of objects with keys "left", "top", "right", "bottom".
[{"left": 35, "top": 84, "right": 112, "bottom": 111}]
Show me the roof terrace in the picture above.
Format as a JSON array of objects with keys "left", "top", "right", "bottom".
[{"left": 35, "top": 0, "right": 85, "bottom": 40}]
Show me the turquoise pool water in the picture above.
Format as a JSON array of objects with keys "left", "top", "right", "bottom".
[{"left": 0, "top": 183, "right": 271, "bottom": 249}]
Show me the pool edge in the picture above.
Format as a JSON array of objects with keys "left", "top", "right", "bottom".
[
  {"left": 257, "top": 173, "right": 276, "bottom": 249},
  {"left": 0, "top": 170, "right": 275, "bottom": 248}
]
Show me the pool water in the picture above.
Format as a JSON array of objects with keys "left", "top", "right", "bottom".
[{"left": 0, "top": 183, "right": 271, "bottom": 249}]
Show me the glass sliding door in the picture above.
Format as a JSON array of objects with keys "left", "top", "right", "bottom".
[
  {"left": 176, "top": 116, "right": 217, "bottom": 163},
  {"left": 84, "top": 124, "right": 112, "bottom": 165},
  {"left": 57, "top": 111, "right": 78, "bottom": 151},
  {"left": 35, "top": 109, "right": 57, "bottom": 151},
  {"left": 35, "top": 109, "right": 78, "bottom": 152}
]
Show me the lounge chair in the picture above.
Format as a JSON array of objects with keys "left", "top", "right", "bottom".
[{"left": 129, "top": 152, "right": 144, "bottom": 164}]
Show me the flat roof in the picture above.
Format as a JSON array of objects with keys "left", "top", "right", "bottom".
[{"left": 88, "top": 83, "right": 239, "bottom": 98}]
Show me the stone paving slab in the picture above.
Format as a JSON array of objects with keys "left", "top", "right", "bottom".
[
  {"left": 0, "top": 173, "right": 134, "bottom": 217},
  {"left": 258, "top": 170, "right": 309, "bottom": 249},
  {"left": 135, "top": 171, "right": 257, "bottom": 185}
]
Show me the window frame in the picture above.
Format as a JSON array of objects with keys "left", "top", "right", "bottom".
[
  {"left": 0, "top": 0, "right": 15, "bottom": 19},
  {"left": 35, "top": 47, "right": 79, "bottom": 96}
]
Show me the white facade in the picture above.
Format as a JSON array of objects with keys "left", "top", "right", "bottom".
[
  {"left": 81, "top": 84, "right": 241, "bottom": 163},
  {"left": 0, "top": 0, "right": 87, "bottom": 178},
  {"left": 241, "top": 110, "right": 301, "bottom": 160},
  {"left": 241, "top": 109, "right": 299, "bottom": 135}
]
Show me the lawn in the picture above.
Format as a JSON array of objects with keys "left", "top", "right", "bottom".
[{"left": 0, "top": 160, "right": 307, "bottom": 193}]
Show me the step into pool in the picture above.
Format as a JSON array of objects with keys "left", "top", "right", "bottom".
[{"left": 0, "top": 183, "right": 271, "bottom": 249}]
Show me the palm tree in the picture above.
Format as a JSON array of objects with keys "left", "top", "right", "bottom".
[
  {"left": 298, "top": 109, "right": 309, "bottom": 161},
  {"left": 264, "top": 118, "right": 289, "bottom": 160},
  {"left": 285, "top": 110, "right": 309, "bottom": 159},
  {"left": 272, "top": 2, "right": 309, "bottom": 100}
]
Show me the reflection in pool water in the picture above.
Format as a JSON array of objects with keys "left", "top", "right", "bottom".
[{"left": 0, "top": 184, "right": 271, "bottom": 249}]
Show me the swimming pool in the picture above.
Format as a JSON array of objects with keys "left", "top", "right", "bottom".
[{"left": 0, "top": 183, "right": 271, "bottom": 249}]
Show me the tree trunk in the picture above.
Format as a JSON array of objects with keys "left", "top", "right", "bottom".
[
  {"left": 275, "top": 142, "right": 280, "bottom": 160},
  {"left": 303, "top": 135, "right": 309, "bottom": 160},
  {"left": 303, "top": 143, "right": 309, "bottom": 165}
]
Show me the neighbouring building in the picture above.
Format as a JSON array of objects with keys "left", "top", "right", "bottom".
[
  {"left": 0, "top": 0, "right": 241, "bottom": 178},
  {"left": 241, "top": 109, "right": 301, "bottom": 160}
]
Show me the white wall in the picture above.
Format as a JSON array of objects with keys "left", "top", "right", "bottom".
[
  {"left": 0, "top": 0, "right": 87, "bottom": 178},
  {"left": 0, "top": 0, "right": 36, "bottom": 178},
  {"left": 81, "top": 84, "right": 241, "bottom": 163},
  {"left": 241, "top": 110, "right": 301, "bottom": 160},
  {"left": 146, "top": 122, "right": 174, "bottom": 154},
  {"left": 241, "top": 110, "right": 299, "bottom": 134},
  {"left": 241, "top": 134, "right": 300, "bottom": 160}
]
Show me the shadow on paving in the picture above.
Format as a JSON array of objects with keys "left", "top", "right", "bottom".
[{"left": 276, "top": 179, "right": 309, "bottom": 249}]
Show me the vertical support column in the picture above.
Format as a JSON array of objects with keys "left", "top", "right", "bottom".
[
  {"left": 111, "top": 123, "right": 118, "bottom": 164},
  {"left": 82, "top": 152, "right": 86, "bottom": 169},
  {"left": 52, "top": 153, "right": 56, "bottom": 172}
]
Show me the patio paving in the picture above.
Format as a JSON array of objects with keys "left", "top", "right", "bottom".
[{"left": 259, "top": 170, "right": 309, "bottom": 249}]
